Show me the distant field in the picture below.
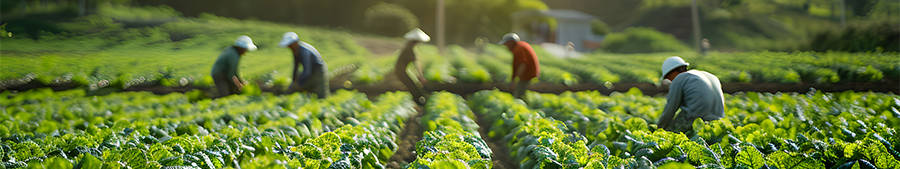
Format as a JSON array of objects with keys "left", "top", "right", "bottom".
[
  {"left": 0, "top": 5, "right": 384, "bottom": 89},
  {"left": 1, "top": 5, "right": 898, "bottom": 91}
]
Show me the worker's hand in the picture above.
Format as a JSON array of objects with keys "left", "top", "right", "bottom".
[{"left": 232, "top": 76, "right": 244, "bottom": 90}]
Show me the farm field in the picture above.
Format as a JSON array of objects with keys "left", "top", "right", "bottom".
[
  {"left": 1, "top": 88, "right": 898, "bottom": 168},
  {"left": 2, "top": 4, "right": 900, "bottom": 169},
  {"left": 1, "top": 5, "right": 898, "bottom": 94}
]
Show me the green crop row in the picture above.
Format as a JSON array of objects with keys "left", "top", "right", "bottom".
[
  {"left": 409, "top": 92, "right": 491, "bottom": 168},
  {"left": 0, "top": 89, "right": 416, "bottom": 168},
  {"left": 521, "top": 88, "right": 900, "bottom": 168},
  {"left": 468, "top": 90, "right": 595, "bottom": 168},
  {"left": 447, "top": 45, "right": 493, "bottom": 84},
  {"left": 350, "top": 57, "right": 396, "bottom": 85}
]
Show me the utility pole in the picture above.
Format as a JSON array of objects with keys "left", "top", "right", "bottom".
[
  {"left": 691, "top": 0, "right": 702, "bottom": 53},
  {"left": 436, "top": 0, "right": 446, "bottom": 54},
  {"left": 839, "top": 0, "right": 846, "bottom": 29},
  {"left": 20, "top": 0, "right": 26, "bottom": 15},
  {"left": 79, "top": 0, "right": 86, "bottom": 16}
]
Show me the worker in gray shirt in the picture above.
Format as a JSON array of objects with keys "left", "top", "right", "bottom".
[
  {"left": 280, "top": 32, "right": 329, "bottom": 98},
  {"left": 656, "top": 56, "right": 725, "bottom": 133}
]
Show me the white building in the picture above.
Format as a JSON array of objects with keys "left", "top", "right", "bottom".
[{"left": 511, "top": 9, "right": 604, "bottom": 52}]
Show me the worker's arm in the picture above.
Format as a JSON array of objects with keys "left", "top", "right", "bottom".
[
  {"left": 657, "top": 76, "right": 686, "bottom": 130},
  {"left": 514, "top": 62, "right": 527, "bottom": 80},
  {"left": 232, "top": 76, "right": 243, "bottom": 90},
  {"left": 296, "top": 51, "right": 314, "bottom": 85},
  {"left": 415, "top": 58, "right": 427, "bottom": 83},
  {"left": 228, "top": 52, "right": 243, "bottom": 90}
]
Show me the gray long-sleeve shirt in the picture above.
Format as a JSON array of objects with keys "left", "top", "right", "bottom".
[
  {"left": 293, "top": 41, "right": 327, "bottom": 85},
  {"left": 657, "top": 70, "right": 725, "bottom": 128}
]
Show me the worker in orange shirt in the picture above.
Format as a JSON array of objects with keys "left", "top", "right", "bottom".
[{"left": 498, "top": 33, "right": 540, "bottom": 99}]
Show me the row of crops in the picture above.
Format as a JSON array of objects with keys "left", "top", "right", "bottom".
[
  {"left": 0, "top": 88, "right": 417, "bottom": 168},
  {"left": 3, "top": 43, "right": 895, "bottom": 92},
  {"left": 1, "top": 87, "right": 898, "bottom": 168},
  {"left": 345, "top": 45, "right": 898, "bottom": 86}
]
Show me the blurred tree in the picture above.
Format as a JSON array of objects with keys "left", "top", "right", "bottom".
[
  {"left": 590, "top": 19, "right": 611, "bottom": 35},
  {"left": 809, "top": 22, "right": 900, "bottom": 52},
  {"left": 602, "top": 27, "right": 691, "bottom": 53},
  {"left": 1, "top": 0, "right": 21, "bottom": 12},
  {"left": 393, "top": 0, "right": 548, "bottom": 44},
  {"left": 363, "top": 2, "right": 419, "bottom": 37},
  {"left": 844, "top": 0, "right": 877, "bottom": 16}
]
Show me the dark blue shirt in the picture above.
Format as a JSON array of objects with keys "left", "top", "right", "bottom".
[{"left": 294, "top": 41, "right": 327, "bottom": 81}]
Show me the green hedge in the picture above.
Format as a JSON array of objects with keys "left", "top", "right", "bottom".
[
  {"left": 602, "top": 27, "right": 690, "bottom": 53},
  {"left": 363, "top": 2, "right": 419, "bottom": 37}
]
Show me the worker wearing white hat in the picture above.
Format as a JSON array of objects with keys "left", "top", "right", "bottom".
[
  {"left": 657, "top": 56, "right": 725, "bottom": 133},
  {"left": 498, "top": 33, "right": 540, "bottom": 99},
  {"left": 394, "top": 28, "right": 430, "bottom": 105},
  {"left": 280, "top": 32, "right": 329, "bottom": 98},
  {"left": 211, "top": 35, "right": 257, "bottom": 97}
]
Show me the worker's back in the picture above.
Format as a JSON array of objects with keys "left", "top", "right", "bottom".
[
  {"left": 296, "top": 41, "right": 327, "bottom": 69},
  {"left": 212, "top": 46, "right": 240, "bottom": 78},
  {"left": 671, "top": 70, "right": 725, "bottom": 121},
  {"left": 511, "top": 41, "right": 540, "bottom": 81}
]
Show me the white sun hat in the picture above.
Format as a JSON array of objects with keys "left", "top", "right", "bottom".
[
  {"left": 661, "top": 56, "right": 690, "bottom": 81},
  {"left": 234, "top": 35, "right": 257, "bottom": 51},
  {"left": 279, "top": 32, "right": 300, "bottom": 48},
  {"left": 497, "top": 33, "right": 520, "bottom": 44},
  {"left": 404, "top": 28, "right": 430, "bottom": 42}
]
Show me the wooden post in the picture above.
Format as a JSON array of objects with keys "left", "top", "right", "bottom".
[
  {"left": 20, "top": 0, "right": 26, "bottom": 14},
  {"left": 436, "top": 0, "right": 446, "bottom": 54},
  {"left": 691, "top": 0, "right": 702, "bottom": 53},
  {"left": 79, "top": 0, "right": 86, "bottom": 16},
  {"left": 839, "top": 0, "right": 846, "bottom": 29}
]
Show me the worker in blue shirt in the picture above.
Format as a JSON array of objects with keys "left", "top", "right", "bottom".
[{"left": 280, "top": 32, "right": 330, "bottom": 98}]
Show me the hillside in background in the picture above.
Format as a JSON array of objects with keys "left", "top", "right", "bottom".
[
  {"left": 2, "top": 0, "right": 897, "bottom": 52},
  {"left": 545, "top": 0, "right": 900, "bottom": 52},
  {"left": 0, "top": 4, "right": 402, "bottom": 90}
]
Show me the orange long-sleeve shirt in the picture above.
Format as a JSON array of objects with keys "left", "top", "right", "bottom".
[{"left": 511, "top": 41, "right": 540, "bottom": 81}]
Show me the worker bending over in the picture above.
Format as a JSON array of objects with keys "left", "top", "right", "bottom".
[
  {"left": 498, "top": 33, "right": 540, "bottom": 99},
  {"left": 211, "top": 35, "right": 257, "bottom": 97},
  {"left": 394, "top": 28, "right": 431, "bottom": 105},
  {"left": 280, "top": 32, "right": 330, "bottom": 98},
  {"left": 656, "top": 56, "right": 725, "bottom": 133}
]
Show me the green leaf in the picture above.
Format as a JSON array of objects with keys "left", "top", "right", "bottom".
[
  {"left": 38, "top": 157, "right": 73, "bottom": 169},
  {"left": 658, "top": 162, "right": 695, "bottom": 169},
  {"left": 121, "top": 148, "right": 149, "bottom": 168},
  {"left": 431, "top": 160, "right": 469, "bottom": 168},
  {"left": 765, "top": 151, "right": 824, "bottom": 169},
  {"left": 624, "top": 118, "right": 649, "bottom": 132},
  {"left": 78, "top": 153, "right": 104, "bottom": 169},
  {"left": 736, "top": 146, "right": 764, "bottom": 169},
  {"left": 747, "top": 92, "right": 760, "bottom": 102},
  {"left": 626, "top": 87, "right": 643, "bottom": 96},
  {"left": 683, "top": 141, "right": 719, "bottom": 165}
]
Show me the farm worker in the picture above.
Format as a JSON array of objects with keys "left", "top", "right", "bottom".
[
  {"left": 498, "top": 33, "right": 540, "bottom": 99},
  {"left": 701, "top": 38, "right": 711, "bottom": 55},
  {"left": 656, "top": 56, "right": 725, "bottom": 133},
  {"left": 280, "top": 32, "right": 330, "bottom": 98},
  {"left": 394, "top": 28, "right": 430, "bottom": 106},
  {"left": 211, "top": 35, "right": 257, "bottom": 97}
]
